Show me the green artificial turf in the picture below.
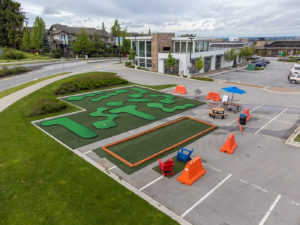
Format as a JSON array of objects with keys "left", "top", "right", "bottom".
[
  {"left": 0, "top": 73, "right": 178, "bottom": 225},
  {"left": 37, "top": 86, "right": 204, "bottom": 149},
  {"left": 152, "top": 156, "right": 187, "bottom": 178},
  {"left": 95, "top": 118, "right": 216, "bottom": 174}
]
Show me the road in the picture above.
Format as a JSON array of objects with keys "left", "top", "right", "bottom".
[{"left": 0, "top": 58, "right": 123, "bottom": 91}]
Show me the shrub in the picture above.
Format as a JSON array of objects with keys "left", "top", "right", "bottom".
[
  {"left": 125, "top": 61, "right": 132, "bottom": 67},
  {"left": 192, "top": 77, "right": 214, "bottom": 81},
  {"left": 0, "top": 66, "right": 29, "bottom": 77},
  {"left": 54, "top": 72, "right": 129, "bottom": 95},
  {"left": 255, "top": 67, "right": 264, "bottom": 70},
  {"left": 1, "top": 48, "right": 27, "bottom": 60},
  {"left": 28, "top": 97, "right": 68, "bottom": 117}
]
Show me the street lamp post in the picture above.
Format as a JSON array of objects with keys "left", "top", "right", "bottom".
[{"left": 134, "top": 34, "right": 137, "bottom": 66}]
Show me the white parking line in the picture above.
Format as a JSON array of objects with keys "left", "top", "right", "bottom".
[
  {"left": 258, "top": 195, "right": 281, "bottom": 225},
  {"left": 181, "top": 174, "right": 232, "bottom": 218},
  {"left": 139, "top": 176, "right": 164, "bottom": 191},
  {"left": 255, "top": 108, "right": 288, "bottom": 135},
  {"left": 108, "top": 165, "right": 117, "bottom": 170},
  {"left": 226, "top": 104, "right": 264, "bottom": 126}
]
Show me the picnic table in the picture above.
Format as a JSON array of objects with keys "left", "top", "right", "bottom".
[
  {"left": 209, "top": 107, "right": 228, "bottom": 119},
  {"left": 222, "top": 101, "right": 241, "bottom": 113}
]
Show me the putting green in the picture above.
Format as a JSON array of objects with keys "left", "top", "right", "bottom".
[
  {"left": 91, "top": 89, "right": 128, "bottom": 102},
  {"left": 128, "top": 98, "right": 152, "bottom": 102},
  {"left": 147, "top": 103, "right": 195, "bottom": 112},
  {"left": 40, "top": 117, "right": 98, "bottom": 139},
  {"left": 109, "top": 105, "right": 156, "bottom": 120},
  {"left": 106, "top": 101, "right": 124, "bottom": 107},
  {"left": 66, "top": 92, "right": 104, "bottom": 101},
  {"left": 149, "top": 94, "right": 176, "bottom": 104},
  {"left": 128, "top": 88, "right": 150, "bottom": 98},
  {"left": 90, "top": 107, "right": 120, "bottom": 129}
]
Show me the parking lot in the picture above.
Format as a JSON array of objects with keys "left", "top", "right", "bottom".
[
  {"left": 209, "top": 58, "right": 300, "bottom": 90},
  {"left": 61, "top": 65, "right": 300, "bottom": 225}
]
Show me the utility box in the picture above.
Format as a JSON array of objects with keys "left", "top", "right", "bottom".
[{"left": 247, "top": 63, "right": 255, "bottom": 71}]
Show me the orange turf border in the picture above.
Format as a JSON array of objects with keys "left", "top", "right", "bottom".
[{"left": 102, "top": 117, "right": 216, "bottom": 168}]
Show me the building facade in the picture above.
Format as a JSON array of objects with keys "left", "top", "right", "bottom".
[
  {"left": 126, "top": 33, "right": 247, "bottom": 76},
  {"left": 256, "top": 39, "right": 300, "bottom": 56}
]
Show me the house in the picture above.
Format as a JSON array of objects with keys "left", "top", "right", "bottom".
[
  {"left": 126, "top": 33, "right": 247, "bottom": 76},
  {"left": 256, "top": 38, "right": 300, "bottom": 56},
  {"left": 47, "top": 24, "right": 112, "bottom": 51}
]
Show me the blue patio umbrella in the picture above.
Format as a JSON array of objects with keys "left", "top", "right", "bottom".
[{"left": 221, "top": 86, "right": 246, "bottom": 102}]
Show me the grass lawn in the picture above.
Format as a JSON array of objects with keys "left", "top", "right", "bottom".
[
  {"left": 0, "top": 72, "right": 71, "bottom": 99},
  {"left": 295, "top": 133, "right": 300, "bottom": 142},
  {"left": 0, "top": 72, "right": 178, "bottom": 225},
  {"left": 36, "top": 86, "right": 204, "bottom": 149}
]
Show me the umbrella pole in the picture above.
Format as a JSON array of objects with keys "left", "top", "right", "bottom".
[{"left": 231, "top": 93, "right": 234, "bottom": 103}]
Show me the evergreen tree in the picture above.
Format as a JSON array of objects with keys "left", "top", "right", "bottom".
[
  {"left": 102, "top": 22, "right": 105, "bottom": 31},
  {"left": 148, "top": 29, "right": 151, "bottom": 35},
  {"left": 196, "top": 56, "right": 204, "bottom": 72},
  {"left": 72, "top": 28, "right": 92, "bottom": 56},
  {"left": 40, "top": 31, "right": 50, "bottom": 53},
  {"left": 111, "top": 19, "right": 121, "bottom": 37},
  {"left": 22, "top": 26, "right": 31, "bottom": 50},
  {"left": 0, "top": 0, "right": 25, "bottom": 48},
  {"left": 166, "top": 52, "right": 176, "bottom": 73},
  {"left": 30, "top": 17, "right": 45, "bottom": 49}
]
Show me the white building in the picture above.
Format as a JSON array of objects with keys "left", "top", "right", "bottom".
[{"left": 126, "top": 33, "right": 247, "bottom": 76}]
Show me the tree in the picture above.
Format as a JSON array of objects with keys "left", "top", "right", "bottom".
[
  {"left": 196, "top": 56, "right": 204, "bottom": 72},
  {"left": 111, "top": 19, "right": 121, "bottom": 37},
  {"left": 72, "top": 28, "right": 92, "bottom": 56},
  {"left": 30, "top": 17, "right": 45, "bottom": 49},
  {"left": 22, "top": 26, "right": 31, "bottom": 50},
  {"left": 102, "top": 22, "right": 106, "bottom": 31},
  {"left": 128, "top": 49, "right": 136, "bottom": 60},
  {"left": 0, "top": 0, "right": 25, "bottom": 48},
  {"left": 296, "top": 50, "right": 300, "bottom": 56},
  {"left": 40, "top": 31, "right": 50, "bottom": 54},
  {"left": 239, "top": 46, "right": 255, "bottom": 60},
  {"left": 224, "top": 48, "right": 238, "bottom": 67},
  {"left": 92, "top": 31, "right": 104, "bottom": 55},
  {"left": 166, "top": 53, "right": 176, "bottom": 73},
  {"left": 148, "top": 29, "right": 151, "bottom": 35},
  {"left": 282, "top": 50, "right": 288, "bottom": 57}
]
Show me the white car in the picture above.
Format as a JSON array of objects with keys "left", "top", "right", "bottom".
[{"left": 288, "top": 64, "right": 300, "bottom": 83}]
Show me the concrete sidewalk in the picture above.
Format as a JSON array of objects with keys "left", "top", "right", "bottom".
[{"left": 0, "top": 71, "right": 82, "bottom": 112}]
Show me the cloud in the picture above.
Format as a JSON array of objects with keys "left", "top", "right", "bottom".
[{"left": 18, "top": 0, "right": 300, "bottom": 37}]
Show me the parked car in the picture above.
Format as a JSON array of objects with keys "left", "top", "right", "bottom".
[
  {"left": 260, "top": 58, "right": 270, "bottom": 64},
  {"left": 288, "top": 64, "right": 300, "bottom": 83},
  {"left": 253, "top": 61, "right": 267, "bottom": 67}
]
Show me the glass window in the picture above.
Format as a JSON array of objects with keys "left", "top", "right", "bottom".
[
  {"left": 139, "top": 58, "right": 145, "bottom": 67},
  {"left": 163, "top": 60, "right": 179, "bottom": 74},
  {"left": 146, "top": 41, "right": 151, "bottom": 57},
  {"left": 132, "top": 41, "right": 137, "bottom": 53},
  {"left": 195, "top": 41, "right": 200, "bottom": 52},
  {"left": 146, "top": 59, "right": 152, "bottom": 67},
  {"left": 181, "top": 42, "right": 186, "bottom": 52},
  {"left": 175, "top": 42, "right": 180, "bottom": 52},
  {"left": 139, "top": 41, "right": 145, "bottom": 57},
  {"left": 204, "top": 42, "right": 209, "bottom": 51},
  {"left": 200, "top": 42, "right": 204, "bottom": 51},
  {"left": 187, "top": 42, "right": 192, "bottom": 53}
]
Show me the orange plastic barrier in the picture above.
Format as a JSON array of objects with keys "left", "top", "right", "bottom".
[
  {"left": 220, "top": 132, "right": 237, "bottom": 154},
  {"left": 177, "top": 156, "right": 206, "bottom": 186},
  {"left": 242, "top": 107, "right": 251, "bottom": 121},
  {"left": 174, "top": 85, "right": 187, "bottom": 94},
  {"left": 205, "top": 91, "right": 221, "bottom": 101}
]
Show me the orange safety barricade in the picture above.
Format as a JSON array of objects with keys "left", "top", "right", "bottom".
[
  {"left": 174, "top": 85, "right": 187, "bottom": 94},
  {"left": 220, "top": 132, "right": 237, "bottom": 154},
  {"left": 242, "top": 107, "right": 251, "bottom": 121},
  {"left": 205, "top": 91, "right": 221, "bottom": 101},
  {"left": 177, "top": 156, "right": 206, "bottom": 186}
]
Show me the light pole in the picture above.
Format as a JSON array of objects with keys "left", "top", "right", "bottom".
[
  {"left": 134, "top": 34, "right": 137, "bottom": 66},
  {"left": 188, "top": 37, "right": 193, "bottom": 63}
]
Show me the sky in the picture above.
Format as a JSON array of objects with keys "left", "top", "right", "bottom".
[{"left": 19, "top": 0, "right": 300, "bottom": 37}]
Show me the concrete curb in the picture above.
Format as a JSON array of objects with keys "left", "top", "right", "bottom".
[{"left": 285, "top": 125, "right": 300, "bottom": 148}]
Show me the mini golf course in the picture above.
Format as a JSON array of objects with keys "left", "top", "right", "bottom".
[{"left": 36, "top": 86, "right": 205, "bottom": 149}]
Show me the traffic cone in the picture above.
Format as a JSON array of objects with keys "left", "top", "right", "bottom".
[
  {"left": 220, "top": 132, "right": 237, "bottom": 154},
  {"left": 242, "top": 108, "right": 251, "bottom": 121}
]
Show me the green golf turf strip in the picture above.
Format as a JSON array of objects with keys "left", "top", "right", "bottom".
[
  {"left": 147, "top": 103, "right": 195, "bottom": 112},
  {"left": 91, "top": 89, "right": 128, "bottom": 102},
  {"left": 152, "top": 156, "right": 186, "bottom": 178},
  {"left": 105, "top": 118, "right": 211, "bottom": 165},
  {"left": 40, "top": 117, "right": 98, "bottom": 139},
  {"left": 67, "top": 92, "right": 103, "bottom": 101},
  {"left": 109, "top": 105, "right": 156, "bottom": 120},
  {"left": 106, "top": 101, "right": 124, "bottom": 106},
  {"left": 128, "top": 98, "right": 152, "bottom": 102},
  {"left": 128, "top": 87, "right": 150, "bottom": 98},
  {"left": 149, "top": 94, "right": 176, "bottom": 104},
  {"left": 89, "top": 107, "right": 120, "bottom": 129}
]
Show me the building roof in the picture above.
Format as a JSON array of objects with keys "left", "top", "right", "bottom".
[
  {"left": 264, "top": 40, "right": 300, "bottom": 48},
  {"left": 47, "top": 24, "right": 110, "bottom": 38}
]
